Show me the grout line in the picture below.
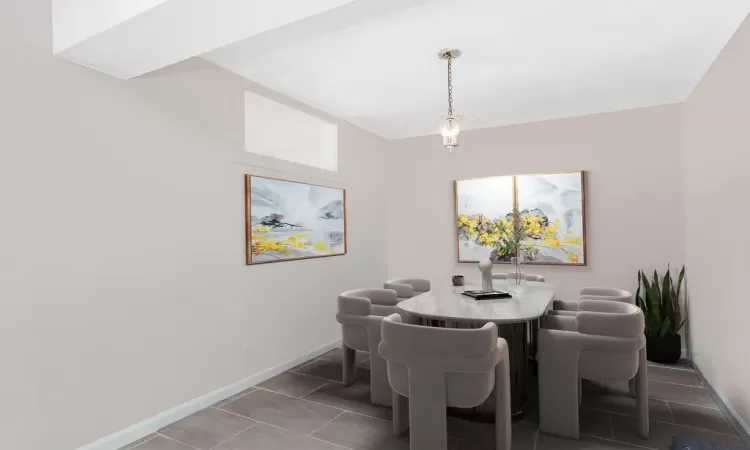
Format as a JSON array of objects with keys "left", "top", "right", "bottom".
[
  {"left": 451, "top": 438, "right": 462, "bottom": 450},
  {"left": 663, "top": 400, "right": 721, "bottom": 411},
  {"left": 648, "top": 397, "right": 719, "bottom": 410},
  {"left": 664, "top": 400, "right": 676, "bottom": 423},
  {"left": 532, "top": 429, "right": 539, "bottom": 450},
  {"left": 289, "top": 367, "right": 347, "bottom": 384},
  {"left": 211, "top": 406, "right": 256, "bottom": 421},
  {"left": 649, "top": 378, "right": 706, "bottom": 389},
  {"left": 582, "top": 406, "right": 739, "bottom": 437},
  {"left": 308, "top": 411, "right": 346, "bottom": 436},
  {"left": 298, "top": 384, "right": 393, "bottom": 422},
  {"left": 124, "top": 435, "right": 157, "bottom": 450},
  {"left": 213, "top": 387, "right": 258, "bottom": 408},
  {"left": 260, "top": 380, "right": 392, "bottom": 424},
  {"left": 647, "top": 363, "right": 695, "bottom": 372},
  {"left": 290, "top": 371, "right": 344, "bottom": 383},
  {"left": 206, "top": 422, "right": 257, "bottom": 450},
  {"left": 253, "top": 386, "right": 353, "bottom": 414},
  {"left": 592, "top": 435, "right": 659, "bottom": 450},
  {"left": 301, "top": 380, "right": 335, "bottom": 398},
  {"left": 250, "top": 419, "right": 356, "bottom": 450},
  {"left": 609, "top": 414, "right": 615, "bottom": 440},
  {"left": 346, "top": 410, "right": 393, "bottom": 424},
  {"left": 155, "top": 433, "right": 202, "bottom": 450}
]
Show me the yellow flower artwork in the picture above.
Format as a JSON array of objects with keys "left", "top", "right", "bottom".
[{"left": 455, "top": 172, "right": 586, "bottom": 265}]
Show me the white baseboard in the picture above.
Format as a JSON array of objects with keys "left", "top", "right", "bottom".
[{"left": 78, "top": 340, "right": 341, "bottom": 450}]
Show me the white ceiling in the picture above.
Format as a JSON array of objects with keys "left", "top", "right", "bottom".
[{"left": 205, "top": 0, "right": 749, "bottom": 139}]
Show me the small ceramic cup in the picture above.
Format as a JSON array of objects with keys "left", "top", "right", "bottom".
[{"left": 452, "top": 275, "right": 465, "bottom": 286}]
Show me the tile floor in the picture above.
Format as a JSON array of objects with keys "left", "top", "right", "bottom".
[{"left": 121, "top": 351, "right": 748, "bottom": 450}]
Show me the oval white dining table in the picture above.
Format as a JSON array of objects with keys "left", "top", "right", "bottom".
[{"left": 396, "top": 281, "right": 556, "bottom": 419}]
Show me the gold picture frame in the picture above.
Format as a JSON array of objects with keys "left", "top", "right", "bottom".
[{"left": 245, "top": 175, "right": 347, "bottom": 265}]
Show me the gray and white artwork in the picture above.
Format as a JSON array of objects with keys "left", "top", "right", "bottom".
[
  {"left": 455, "top": 176, "right": 515, "bottom": 262},
  {"left": 246, "top": 175, "right": 346, "bottom": 264},
  {"left": 516, "top": 172, "right": 585, "bottom": 264}
]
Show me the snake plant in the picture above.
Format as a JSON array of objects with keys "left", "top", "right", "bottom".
[{"left": 635, "top": 265, "right": 685, "bottom": 338}]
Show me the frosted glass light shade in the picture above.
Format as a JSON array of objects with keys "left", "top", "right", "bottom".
[{"left": 441, "top": 117, "right": 460, "bottom": 151}]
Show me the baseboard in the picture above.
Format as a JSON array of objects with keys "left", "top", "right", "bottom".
[
  {"left": 692, "top": 361, "right": 750, "bottom": 447},
  {"left": 77, "top": 340, "right": 341, "bottom": 450}
]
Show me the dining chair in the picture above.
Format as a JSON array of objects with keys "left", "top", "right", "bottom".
[
  {"left": 553, "top": 287, "right": 633, "bottom": 314},
  {"left": 537, "top": 300, "right": 648, "bottom": 439},
  {"left": 491, "top": 273, "right": 545, "bottom": 282},
  {"left": 383, "top": 278, "right": 431, "bottom": 299},
  {"left": 378, "top": 313, "right": 511, "bottom": 450},
  {"left": 336, "top": 288, "right": 399, "bottom": 407}
]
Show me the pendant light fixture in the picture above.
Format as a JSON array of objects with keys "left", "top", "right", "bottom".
[{"left": 438, "top": 48, "right": 462, "bottom": 152}]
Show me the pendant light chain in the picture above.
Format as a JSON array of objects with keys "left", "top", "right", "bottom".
[{"left": 447, "top": 55, "right": 454, "bottom": 118}]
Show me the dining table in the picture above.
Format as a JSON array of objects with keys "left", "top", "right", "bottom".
[{"left": 396, "top": 280, "right": 556, "bottom": 420}]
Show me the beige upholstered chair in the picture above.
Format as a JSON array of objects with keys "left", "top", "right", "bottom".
[
  {"left": 491, "top": 273, "right": 545, "bottom": 282},
  {"left": 383, "top": 278, "right": 431, "bottom": 299},
  {"left": 537, "top": 301, "right": 648, "bottom": 439},
  {"left": 336, "top": 289, "right": 399, "bottom": 406},
  {"left": 553, "top": 287, "right": 633, "bottom": 314},
  {"left": 379, "top": 314, "right": 511, "bottom": 450}
]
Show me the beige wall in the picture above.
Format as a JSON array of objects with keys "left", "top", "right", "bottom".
[
  {"left": 386, "top": 105, "right": 685, "bottom": 303},
  {"left": 1, "top": 1, "right": 389, "bottom": 449},
  {"left": 685, "top": 15, "right": 750, "bottom": 432}
]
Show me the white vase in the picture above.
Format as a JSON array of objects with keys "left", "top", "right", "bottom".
[{"left": 478, "top": 259, "right": 493, "bottom": 292}]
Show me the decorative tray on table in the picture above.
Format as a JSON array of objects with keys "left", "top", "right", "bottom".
[{"left": 461, "top": 290, "right": 512, "bottom": 300}]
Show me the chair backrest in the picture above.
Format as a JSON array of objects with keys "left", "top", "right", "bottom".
[
  {"left": 580, "top": 287, "right": 633, "bottom": 304},
  {"left": 383, "top": 278, "right": 431, "bottom": 298},
  {"left": 379, "top": 314, "right": 500, "bottom": 408},
  {"left": 337, "top": 289, "right": 398, "bottom": 352},
  {"left": 576, "top": 300, "right": 644, "bottom": 338},
  {"left": 492, "top": 273, "right": 545, "bottom": 282},
  {"left": 574, "top": 301, "right": 645, "bottom": 381}
]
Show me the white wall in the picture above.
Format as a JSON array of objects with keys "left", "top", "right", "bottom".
[
  {"left": 684, "top": 14, "right": 750, "bottom": 432},
  {"left": 245, "top": 91, "right": 338, "bottom": 171},
  {"left": 386, "top": 105, "right": 685, "bottom": 302},
  {"left": 1, "top": 1, "right": 388, "bottom": 449},
  {"left": 52, "top": 0, "right": 169, "bottom": 52}
]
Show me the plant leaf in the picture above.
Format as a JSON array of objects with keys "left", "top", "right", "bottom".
[
  {"left": 635, "top": 270, "right": 648, "bottom": 314},
  {"left": 641, "top": 270, "right": 660, "bottom": 337},
  {"left": 675, "top": 265, "right": 686, "bottom": 303},
  {"left": 662, "top": 269, "right": 673, "bottom": 336}
]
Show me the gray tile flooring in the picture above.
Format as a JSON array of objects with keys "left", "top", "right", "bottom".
[{"left": 122, "top": 350, "right": 747, "bottom": 450}]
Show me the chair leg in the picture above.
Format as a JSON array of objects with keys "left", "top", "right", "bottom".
[
  {"left": 393, "top": 391, "right": 409, "bottom": 436},
  {"left": 495, "top": 349, "right": 511, "bottom": 450},
  {"left": 578, "top": 377, "right": 582, "bottom": 406},
  {"left": 409, "top": 371, "right": 449, "bottom": 450},
  {"left": 342, "top": 344, "right": 357, "bottom": 387},
  {"left": 636, "top": 347, "right": 649, "bottom": 438},
  {"left": 368, "top": 351, "right": 393, "bottom": 407},
  {"left": 538, "top": 334, "right": 581, "bottom": 439}
]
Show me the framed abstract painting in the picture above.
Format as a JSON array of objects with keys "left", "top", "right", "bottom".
[
  {"left": 245, "top": 175, "right": 347, "bottom": 265},
  {"left": 455, "top": 171, "right": 586, "bottom": 265}
]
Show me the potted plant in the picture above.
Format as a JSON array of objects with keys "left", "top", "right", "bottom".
[{"left": 635, "top": 265, "right": 685, "bottom": 363}]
